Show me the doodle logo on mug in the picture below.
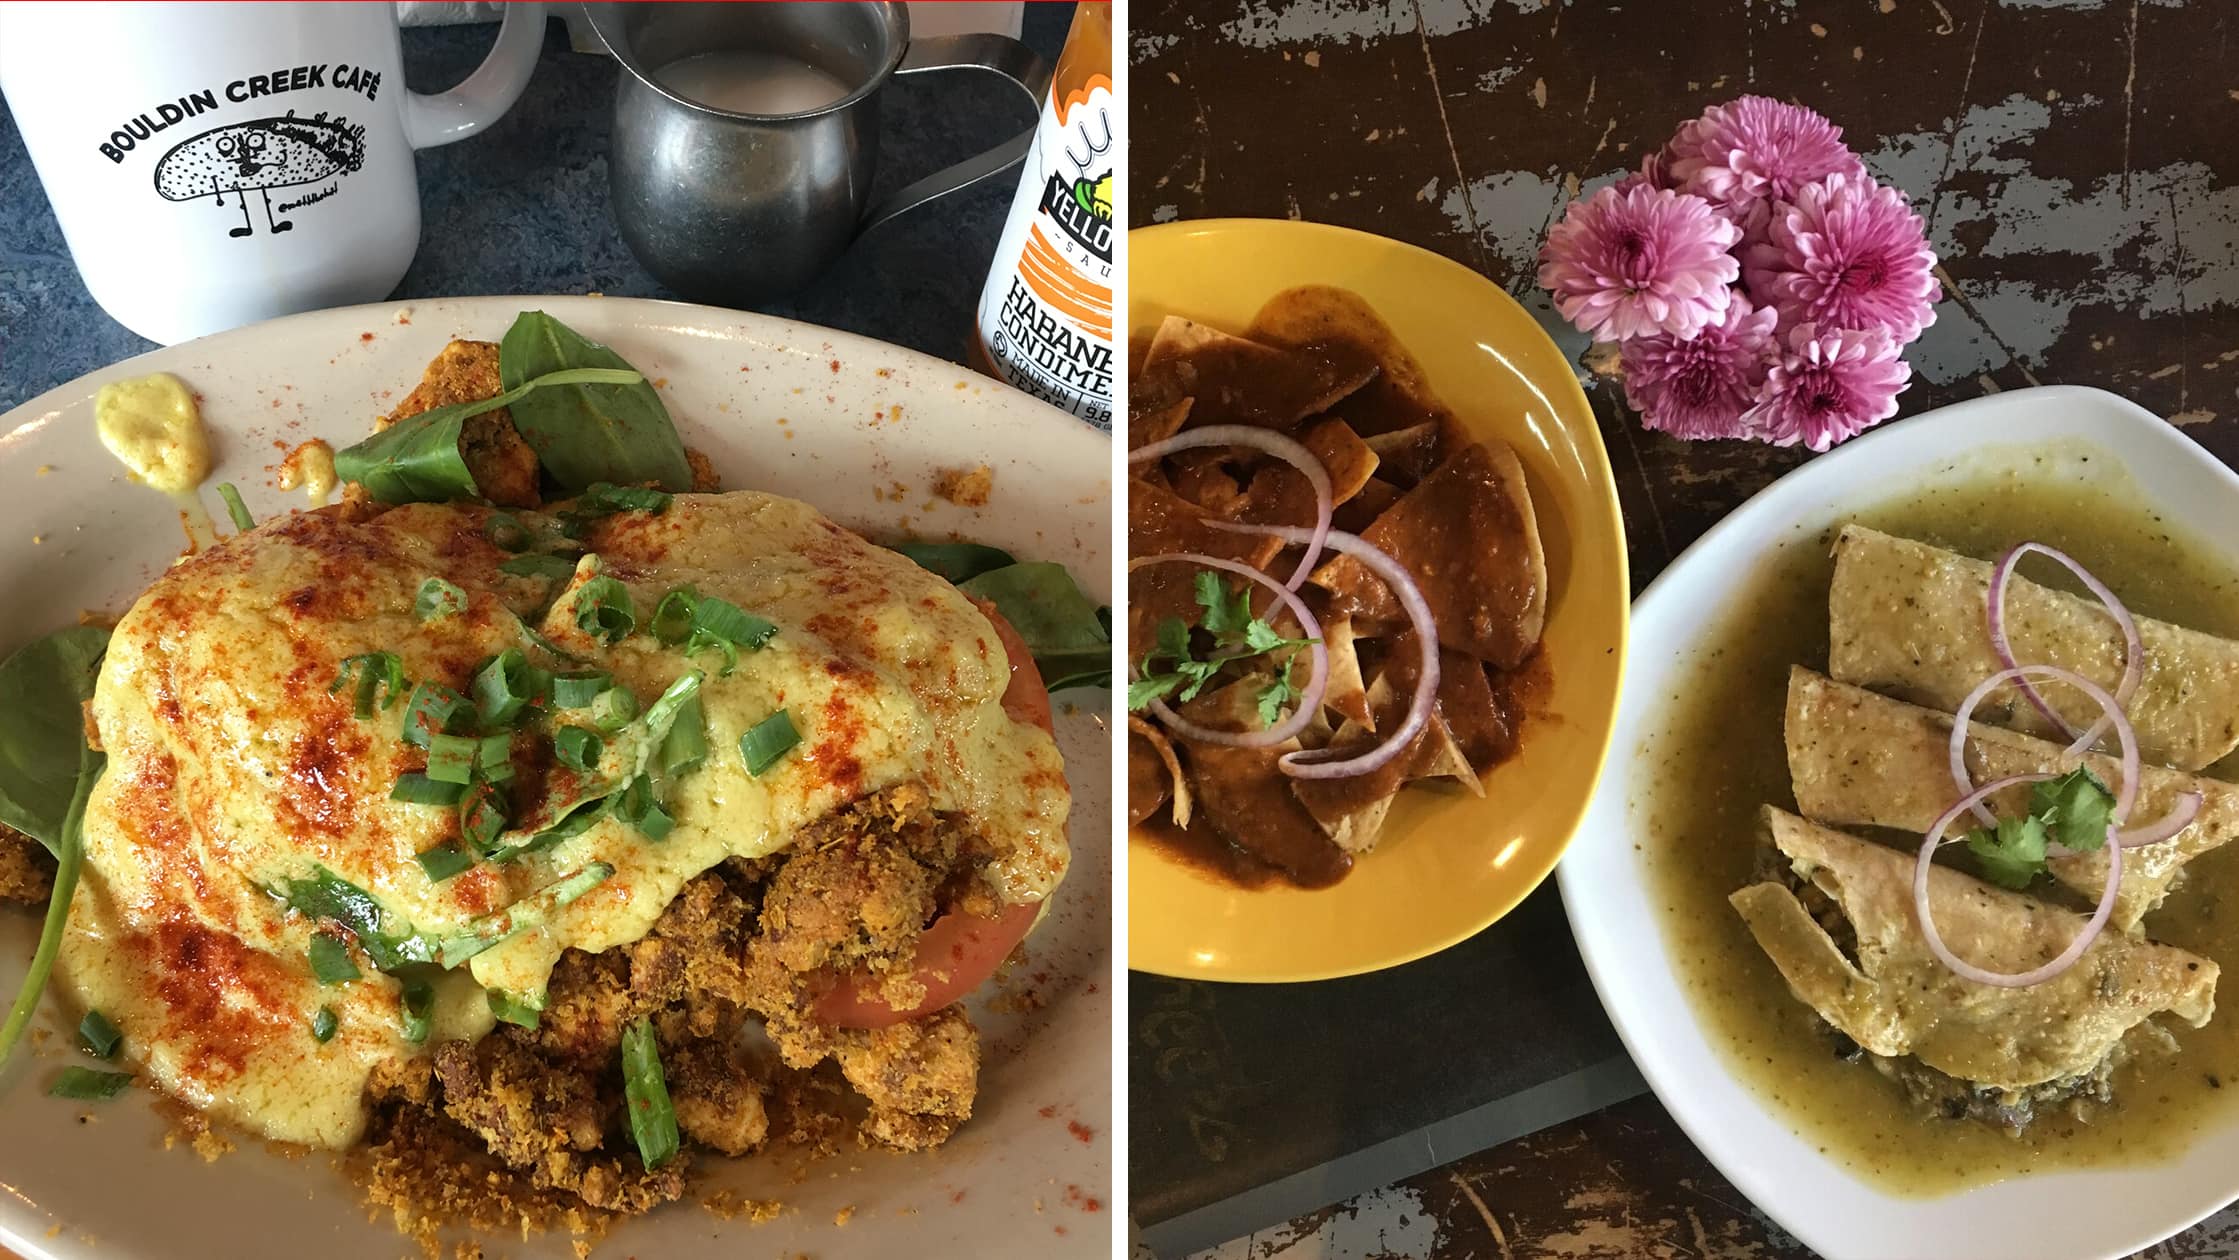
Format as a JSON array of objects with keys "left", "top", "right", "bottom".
[{"left": 0, "top": 2, "right": 544, "bottom": 345}]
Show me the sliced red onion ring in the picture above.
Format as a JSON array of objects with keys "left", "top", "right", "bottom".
[
  {"left": 1986, "top": 543, "right": 2143, "bottom": 749},
  {"left": 1131, "top": 426, "right": 1333, "bottom": 590},
  {"left": 1944, "top": 663, "right": 2189, "bottom": 846},
  {"left": 1208, "top": 522, "right": 1439, "bottom": 781},
  {"left": 1130, "top": 552, "right": 1328, "bottom": 748},
  {"left": 1915, "top": 772, "right": 2120, "bottom": 988}
]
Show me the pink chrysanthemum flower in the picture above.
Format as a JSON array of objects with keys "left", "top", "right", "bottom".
[
  {"left": 1744, "top": 173, "right": 1941, "bottom": 342},
  {"left": 1744, "top": 322, "right": 1912, "bottom": 452},
  {"left": 1666, "top": 96, "right": 1869, "bottom": 220},
  {"left": 1537, "top": 183, "right": 1740, "bottom": 343},
  {"left": 1620, "top": 294, "right": 1780, "bottom": 440}
]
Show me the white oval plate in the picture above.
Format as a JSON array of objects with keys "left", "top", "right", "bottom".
[
  {"left": 1559, "top": 386, "right": 2239, "bottom": 1260},
  {"left": 0, "top": 296, "right": 1112, "bottom": 1260}
]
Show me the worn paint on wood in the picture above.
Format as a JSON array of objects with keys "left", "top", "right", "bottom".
[{"left": 1133, "top": 0, "right": 2239, "bottom": 1254}]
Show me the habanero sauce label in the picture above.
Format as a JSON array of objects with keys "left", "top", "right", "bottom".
[{"left": 975, "top": 77, "right": 1115, "bottom": 427}]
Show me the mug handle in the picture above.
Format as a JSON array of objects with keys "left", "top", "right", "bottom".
[
  {"left": 402, "top": 2, "right": 548, "bottom": 149},
  {"left": 858, "top": 33, "right": 1054, "bottom": 234}
]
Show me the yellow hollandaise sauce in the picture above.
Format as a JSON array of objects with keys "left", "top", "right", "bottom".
[
  {"left": 59, "top": 491, "right": 1069, "bottom": 1149},
  {"left": 94, "top": 372, "right": 218, "bottom": 547}
]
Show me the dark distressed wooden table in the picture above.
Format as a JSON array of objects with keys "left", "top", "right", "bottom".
[{"left": 1131, "top": 0, "right": 2239, "bottom": 1256}]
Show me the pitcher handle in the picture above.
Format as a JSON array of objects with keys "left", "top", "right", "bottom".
[
  {"left": 403, "top": 2, "right": 547, "bottom": 149},
  {"left": 858, "top": 33, "right": 1053, "bottom": 234}
]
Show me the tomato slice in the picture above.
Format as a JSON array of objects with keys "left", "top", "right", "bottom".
[{"left": 813, "top": 599, "right": 1055, "bottom": 1030}]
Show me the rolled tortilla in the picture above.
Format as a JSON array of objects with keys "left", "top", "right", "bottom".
[
  {"left": 1731, "top": 808, "right": 2217, "bottom": 1092},
  {"left": 1827, "top": 525, "right": 2239, "bottom": 771},
  {"left": 1785, "top": 668, "right": 2239, "bottom": 930}
]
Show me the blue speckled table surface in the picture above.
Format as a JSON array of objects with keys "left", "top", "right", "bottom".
[{"left": 0, "top": 5, "right": 1076, "bottom": 412}]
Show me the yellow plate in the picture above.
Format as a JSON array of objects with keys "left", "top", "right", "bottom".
[{"left": 1128, "top": 219, "right": 1631, "bottom": 982}]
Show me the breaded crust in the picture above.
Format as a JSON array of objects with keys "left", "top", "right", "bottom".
[
  {"left": 381, "top": 339, "right": 542, "bottom": 507},
  {"left": 0, "top": 825, "right": 53, "bottom": 905}
]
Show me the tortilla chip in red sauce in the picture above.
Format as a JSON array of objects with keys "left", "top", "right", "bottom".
[
  {"left": 1171, "top": 681, "right": 1349, "bottom": 888},
  {"left": 1128, "top": 479, "right": 1283, "bottom": 648},
  {"left": 1136, "top": 316, "right": 1375, "bottom": 434},
  {"left": 1310, "top": 440, "right": 1546, "bottom": 668}
]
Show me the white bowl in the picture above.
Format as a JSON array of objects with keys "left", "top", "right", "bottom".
[
  {"left": 0, "top": 296, "right": 1112, "bottom": 1260},
  {"left": 1559, "top": 386, "right": 2239, "bottom": 1260}
]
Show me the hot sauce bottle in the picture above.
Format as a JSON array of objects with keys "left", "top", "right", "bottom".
[{"left": 970, "top": 2, "right": 1114, "bottom": 427}]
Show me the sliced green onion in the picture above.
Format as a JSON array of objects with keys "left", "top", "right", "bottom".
[
  {"left": 574, "top": 575, "right": 636, "bottom": 645},
  {"left": 390, "top": 772, "right": 467, "bottom": 806},
  {"left": 475, "top": 733, "right": 515, "bottom": 781},
  {"left": 553, "top": 726, "right": 604, "bottom": 773},
  {"left": 589, "top": 686, "right": 639, "bottom": 732},
  {"left": 488, "top": 988, "right": 544, "bottom": 1029},
  {"left": 473, "top": 649, "right": 535, "bottom": 726},
  {"left": 311, "top": 1006, "right": 339, "bottom": 1043},
  {"left": 618, "top": 775, "right": 675, "bottom": 842},
  {"left": 414, "top": 576, "right": 468, "bottom": 621},
  {"left": 740, "top": 710, "right": 800, "bottom": 776},
  {"left": 216, "top": 482, "right": 255, "bottom": 532},
  {"left": 550, "top": 670, "right": 613, "bottom": 708},
  {"left": 460, "top": 779, "right": 508, "bottom": 854},
  {"left": 693, "top": 597, "right": 778, "bottom": 651},
  {"left": 499, "top": 553, "right": 576, "bottom": 582},
  {"left": 435, "top": 864, "right": 613, "bottom": 967},
  {"left": 401, "top": 681, "right": 465, "bottom": 749},
  {"left": 579, "top": 482, "right": 673, "bottom": 514},
  {"left": 483, "top": 514, "right": 531, "bottom": 552},
  {"left": 621, "top": 1016, "right": 679, "bottom": 1170},
  {"left": 49, "top": 1067, "right": 133, "bottom": 1100},
  {"left": 660, "top": 693, "right": 708, "bottom": 777},
  {"left": 425, "top": 732, "right": 481, "bottom": 785},
  {"left": 415, "top": 844, "right": 475, "bottom": 883},
  {"left": 399, "top": 978, "right": 434, "bottom": 1044},
  {"left": 332, "top": 652, "right": 405, "bottom": 718},
  {"left": 308, "top": 933, "right": 361, "bottom": 984},
  {"left": 651, "top": 586, "right": 698, "bottom": 645},
  {"left": 78, "top": 1010, "right": 121, "bottom": 1059}
]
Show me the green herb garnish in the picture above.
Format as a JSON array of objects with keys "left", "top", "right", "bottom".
[
  {"left": 660, "top": 692, "right": 708, "bottom": 776},
  {"left": 621, "top": 1016, "right": 680, "bottom": 1170},
  {"left": 332, "top": 651, "right": 406, "bottom": 719},
  {"left": 332, "top": 364, "right": 648, "bottom": 505},
  {"left": 572, "top": 575, "right": 636, "bottom": 645},
  {"left": 1126, "top": 572, "right": 1314, "bottom": 723},
  {"left": 459, "top": 779, "right": 508, "bottom": 854},
  {"left": 390, "top": 772, "right": 466, "bottom": 806},
  {"left": 311, "top": 1006, "right": 339, "bottom": 1044},
  {"left": 78, "top": 1010, "right": 121, "bottom": 1059},
  {"left": 308, "top": 933, "right": 361, "bottom": 984},
  {"left": 651, "top": 586, "right": 698, "bottom": 645},
  {"left": 740, "top": 710, "right": 800, "bottom": 776},
  {"left": 550, "top": 670, "right": 613, "bottom": 708},
  {"left": 425, "top": 732, "right": 483, "bottom": 784},
  {"left": 616, "top": 774, "right": 674, "bottom": 841},
  {"left": 589, "top": 687, "right": 639, "bottom": 732},
  {"left": 554, "top": 725, "right": 605, "bottom": 773},
  {"left": 415, "top": 844, "right": 475, "bottom": 883},
  {"left": 0, "top": 627, "right": 108, "bottom": 1070},
  {"left": 49, "top": 1067, "right": 132, "bottom": 1101},
  {"left": 272, "top": 867, "right": 434, "bottom": 973},
  {"left": 400, "top": 681, "right": 465, "bottom": 749},
  {"left": 487, "top": 987, "right": 544, "bottom": 1029},
  {"left": 891, "top": 541, "right": 1019, "bottom": 584},
  {"left": 499, "top": 312, "right": 694, "bottom": 495},
  {"left": 414, "top": 577, "right": 468, "bottom": 621},
  {"left": 399, "top": 978, "right": 435, "bottom": 1043},
  {"left": 216, "top": 482, "right": 255, "bottom": 532},
  {"left": 957, "top": 559, "right": 1112, "bottom": 693},
  {"left": 499, "top": 553, "right": 578, "bottom": 582},
  {"left": 484, "top": 514, "right": 531, "bottom": 552},
  {"left": 1962, "top": 767, "right": 2118, "bottom": 889},
  {"left": 472, "top": 649, "right": 536, "bottom": 726}
]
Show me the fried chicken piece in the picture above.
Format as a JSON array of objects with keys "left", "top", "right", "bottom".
[
  {"left": 432, "top": 1035, "right": 688, "bottom": 1214},
  {"left": 0, "top": 825, "right": 53, "bottom": 905},
  {"left": 525, "top": 950, "right": 636, "bottom": 1070},
  {"left": 382, "top": 339, "right": 542, "bottom": 507},
  {"left": 835, "top": 1007, "right": 980, "bottom": 1150},
  {"left": 665, "top": 1036, "right": 769, "bottom": 1156}
]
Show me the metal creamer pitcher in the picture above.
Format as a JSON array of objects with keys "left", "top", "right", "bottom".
[{"left": 586, "top": 2, "right": 1050, "bottom": 303}]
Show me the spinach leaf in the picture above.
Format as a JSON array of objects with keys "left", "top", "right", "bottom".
[
  {"left": 958, "top": 561, "right": 1111, "bottom": 693},
  {"left": 332, "top": 366, "right": 644, "bottom": 504},
  {"left": 0, "top": 732, "right": 101, "bottom": 1066},
  {"left": 499, "top": 312, "right": 694, "bottom": 494},
  {"left": 891, "top": 541, "right": 1019, "bottom": 585},
  {"left": 0, "top": 626, "right": 110, "bottom": 854}
]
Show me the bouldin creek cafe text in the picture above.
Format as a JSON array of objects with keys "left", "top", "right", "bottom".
[{"left": 95, "top": 62, "right": 381, "bottom": 162}]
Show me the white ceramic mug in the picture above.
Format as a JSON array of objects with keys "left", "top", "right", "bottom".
[{"left": 0, "top": 2, "right": 545, "bottom": 345}]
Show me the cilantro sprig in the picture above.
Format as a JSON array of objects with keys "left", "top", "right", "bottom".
[
  {"left": 1127, "top": 572, "right": 1318, "bottom": 727},
  {"left": 1964, "top": 767, "right": 2117, "bottom": 889}
]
